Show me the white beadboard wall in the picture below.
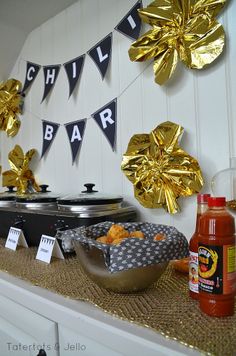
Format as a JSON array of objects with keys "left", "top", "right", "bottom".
[{"left": 1, "top": 0, "right": 235, "bottom": 239}]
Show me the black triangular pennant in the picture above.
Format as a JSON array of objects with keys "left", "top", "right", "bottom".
[
  {"left": 87, "top": 33, "right": 112, "bottom": 80},
  {"left": 64, "top": 55, "right": 85, "bottom": 98},
  {"left": 22, "top": 61, "right": 41, "bottom": 94},
  {"left": 91, "top": 99, "right": 117, "bottom": 151},
  {"left": 65, "top": 119, "right": 87, "bottom": 164},
  {"left": 41, "top": 65, "right": 61, "bottom": 103},
  {"left": 115, "top": 1, "right": 142, "bottom": 40},
  {"left": 41, "top": 120, "right": 60, "bottom": 158}
]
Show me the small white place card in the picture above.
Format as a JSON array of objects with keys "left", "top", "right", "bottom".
[
  {"left": 5, "top": 227, "right": 28, "bottom": 251},
  {"left": 36, "top": 235, "right": 64, "bottom": 264}
]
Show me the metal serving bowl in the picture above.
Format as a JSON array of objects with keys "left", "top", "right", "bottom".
[
  {"left": 74, "top": 241, "right": 168, "bottom": 293},
  {"left": 63, "top": 221, "right": 188, "bottom": 293}
]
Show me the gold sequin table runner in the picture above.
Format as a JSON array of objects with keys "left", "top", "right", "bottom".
[{"left": 0, "top": 239, "right": 235, "bottom": 356}]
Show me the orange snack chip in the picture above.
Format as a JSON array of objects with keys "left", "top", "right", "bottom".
[
  {"left": 129, "top": 230, "right": 145, "bottom": 239},
  {"left": 107, "top": 224, "right": 129, "bottom": 240},
  {"left": 172, "top": 257, "right": 189, "bottom": 274},
  {"left": 153, "top": 233, "right": 166, "bottom": 241},
  {"left": 96, "top": 224, "right": 150, "bottom": 245},
  {"left": 96, "top": 236, "right": 110, "bottom": 244}
]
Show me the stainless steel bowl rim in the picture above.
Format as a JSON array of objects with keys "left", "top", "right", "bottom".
[
  {"left": 57, "top": 202, "right": 122, "bottom": 212},
  {"left": 0, "top": 200, "right": 16, "bottom": 207},
  {"left": 15, "top": 202, "right": 57, "bottom": 210}
]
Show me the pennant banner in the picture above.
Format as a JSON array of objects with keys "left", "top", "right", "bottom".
[
  {"left": 87, "top": 33, "right": 113, "bottom": 80},
  {"left": 91, "top": 99, "right": 117, "bottom": 151},
  {"left": 115, "top": 0, "right": 142, "bottom": 40},
  {"left": 21, "top": 2, "right": 142, "bottom": 100},
  {"left": 65, "top": 119, "right": 87, "bottom": 164},
  {"left": 19, "top": 2, "right": 144, "bottom": 162},
  {"left": 41, "top": 65, "right": 61, "bottom": 103},
  {"left": 39, "top": 99, "right": 117, "bottom": 161},
  {"left": 41, "top": 120, "right": 60, "bottom": 158},
  {"left": 64, "top": 55, "right": 85, "bottom": 98},
  {"left": 22, "top": 61, "right": 41, "bottom": 94}
]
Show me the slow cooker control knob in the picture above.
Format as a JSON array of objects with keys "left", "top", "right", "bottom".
[
  {"left": 13, "top": 216, "right": 25, "bottom": 229},
  {"left": 54, "top": 219, "right": 69, "bottom": 232},
  {"left": 82, "top": 183, "right": 98, "bottom": 193}
]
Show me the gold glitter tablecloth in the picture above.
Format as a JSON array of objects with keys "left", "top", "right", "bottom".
[{"left": 0, "top": 239, "right": 235, "bottom": 356}]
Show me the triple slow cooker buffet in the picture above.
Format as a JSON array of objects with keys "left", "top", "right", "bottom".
[{"left": 0, "top": 183, "right": 137, "bottom": 246}]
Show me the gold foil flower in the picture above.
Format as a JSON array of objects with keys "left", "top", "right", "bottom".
[
  {"left": 129, "top": 0, "right": 226, "bottom": 85},
  {"left": 0, "top": 78, "right": 23, "bottom": 136},
  {"left": 121, "top": 121, "right": 204, "bottom": 214},
  {"left": 2, "top": 145, "right": 40, "bottom": 195}
]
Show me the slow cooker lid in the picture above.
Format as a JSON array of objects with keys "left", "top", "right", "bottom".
[
  {"left": 0, "top": 186, "right": 16, "bottom": 201},
  {"left": 15, "top": 194, "right": 58, "bottom": 203},
  {"left": 57, "top": 183, "right": 123, "bottom": 206},
  {"left": 15, "top": 185, "right": 58, "bottom": 203}
]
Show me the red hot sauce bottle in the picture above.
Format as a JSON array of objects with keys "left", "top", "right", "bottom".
[
  {"left": 189, "top": 194, "right": 210, "bottom": 300},
  {"left": 198, "top": 197, "right": 236, "bottom": 317}
]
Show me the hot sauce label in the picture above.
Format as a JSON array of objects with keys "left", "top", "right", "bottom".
[
  {"left": 189, "top": 251, "right": 198, "bottom": 293},
  {"left": 198, "top": 244, "right": 236, "bottom": 295}
]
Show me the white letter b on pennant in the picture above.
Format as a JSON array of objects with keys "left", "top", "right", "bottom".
[{"left": 44, "top": 125, "right": 54, "bottom": 140}]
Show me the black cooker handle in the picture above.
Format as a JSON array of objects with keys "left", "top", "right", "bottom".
[
  {"left": 39, "top": 184, "right": 50, "bottom": 193},
  {"left": 6, "top": 186, "right": 15, "bottom": 193},
  {"left": 82, "top": 183, "right": 98, "bottom": 193}
]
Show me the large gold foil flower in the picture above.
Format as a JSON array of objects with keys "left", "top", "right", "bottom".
[
  {"left": 0, "top": 78, "right": 23, "bottom": 136},
  {"left": 121, "top": 121, "right": 204, "bottom": 214},
  {"left": 129, "top": 0, "right": 226, "bottom": 85},
  {"left": 2, "top": 145, "right": 40, "bottom": 195}
]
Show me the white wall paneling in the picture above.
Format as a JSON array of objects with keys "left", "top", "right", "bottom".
[{"left": 1, "top": 0, "right": 235, "bottom": 239}]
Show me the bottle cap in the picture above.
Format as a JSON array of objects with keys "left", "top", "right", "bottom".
[
  {"left": 208, "top": 197, "right": 226, "bottom": 207},
  {"left": 197, "top": 194, "right": 211, "bottom": 204}
]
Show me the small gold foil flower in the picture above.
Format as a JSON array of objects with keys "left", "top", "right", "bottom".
[
  {"left": 2, "top": 145, "right": 40, "bottom": 195},
  {"left": 0, "top": 78, "right": 23, "bottom": 136},
  {"left": 129, "top": 0, "right": 226, "bottom": 84},
  {"left": 121, "top": 121, "right": 204, "bottom": 214}
]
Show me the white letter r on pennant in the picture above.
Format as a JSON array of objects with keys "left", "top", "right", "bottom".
[{"left": 99, "top": 109, "right": 114, "bottom": 129}]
